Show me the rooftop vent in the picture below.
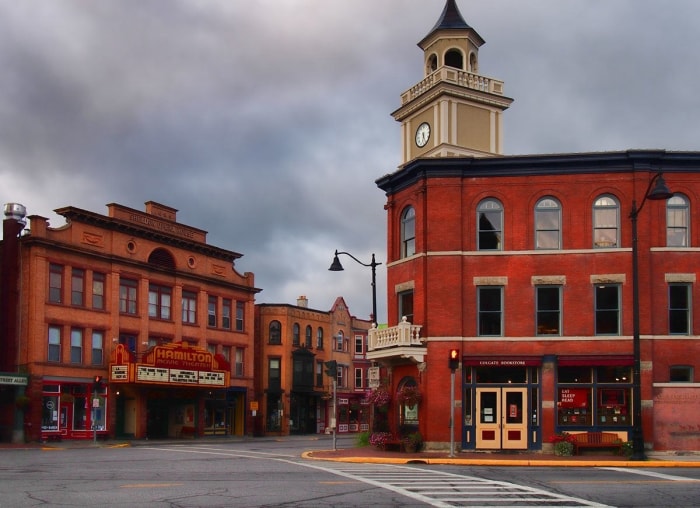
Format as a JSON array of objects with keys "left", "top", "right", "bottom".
[{"left": 3, "top": 203, "right": 27, "bottom": 225}]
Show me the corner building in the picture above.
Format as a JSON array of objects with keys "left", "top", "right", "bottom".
[
  {"left": 0, "top": 201, "right": 259, "bottom": 442},
  {"left": 370, "top": 0, "right": 700, "bottom": 452}
]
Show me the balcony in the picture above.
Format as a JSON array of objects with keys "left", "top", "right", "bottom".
[
  {"left": 400, "top": 66, "right": 505, "bottom": 106},
  {"left": 367, "top": 317, "right": 426, "bottom": 364}
]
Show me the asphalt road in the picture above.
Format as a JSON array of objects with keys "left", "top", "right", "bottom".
[{"left": 1, "top": 436, "right": 699, "bottom": 507}]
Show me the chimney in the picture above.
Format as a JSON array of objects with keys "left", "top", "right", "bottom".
[{"left": 297, "top": 295, "right": 308, "bottom": 308}]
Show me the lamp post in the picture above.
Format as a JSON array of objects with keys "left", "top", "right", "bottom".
[
  {"left": 328, "top": 250, "right": 381, "bottom": 325},
  {"left": 629, "top": 172, "right": 673, "bottom": 461}
]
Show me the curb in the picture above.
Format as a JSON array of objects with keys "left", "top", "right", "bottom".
[{"left": 301, "top": 451, "right": 700, "bottom": 468}]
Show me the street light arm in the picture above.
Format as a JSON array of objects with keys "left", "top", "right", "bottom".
[
  {"left": 629, "top": 172, "right": 674, "bottom": 219},
  {"left": 333, "top": 250, "right": 382, "bottom": 269}
]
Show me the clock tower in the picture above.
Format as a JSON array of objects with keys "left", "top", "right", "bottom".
[{"left": 392, "top": 0, "right": 513, "bottom": 163}]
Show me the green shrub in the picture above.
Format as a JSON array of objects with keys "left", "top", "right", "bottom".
[{"left": 356, "top": 431, "right": 371, "bottom": 447}]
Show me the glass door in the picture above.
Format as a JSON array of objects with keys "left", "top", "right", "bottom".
[{"left": 476, "top": 387, "right": 528, "bottom": 449}]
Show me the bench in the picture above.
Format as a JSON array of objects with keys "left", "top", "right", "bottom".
[
  {"left": 179, "top": 426, "right": 196, "bottom": 439},
  {"left": 382, "top": 438, "right": 406, "bottom": 452},
  {"left": 572, "top": 431, "right": 623, "bottom": 455}
]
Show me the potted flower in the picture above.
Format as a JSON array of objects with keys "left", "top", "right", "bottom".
[
  {"left": 397, "top": 385, "right": 422, "bottom": 408},
  {"left": 367, "top": 387, "right": 391, "bottom": 407},
  {"left": 369, "top": 431, "right": 392, "bottom": 450},
  {"left": 548, "top": 432, "right": 576, "bottom": 456},
  {"left": 403, "top": 431, "right": 423, "bottom": 453}
]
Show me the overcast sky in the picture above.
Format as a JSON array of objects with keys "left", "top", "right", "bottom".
[{"left": 2, "top": 0, "right": 700, "bottom": 322}]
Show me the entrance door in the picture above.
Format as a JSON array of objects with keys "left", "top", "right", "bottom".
[{"left": 476, "top": 387, "right": 528, "bottom": 449}]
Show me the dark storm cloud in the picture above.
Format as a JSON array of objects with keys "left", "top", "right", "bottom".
[{"left": 2, "top": 0, "right": 700, "bottom": 320}]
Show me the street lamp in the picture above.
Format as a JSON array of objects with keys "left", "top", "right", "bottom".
[
  {"left": 329, "top": 250, "right": 381, "bottom": 325},
  {"left": 629, "top": 172, "right": 673, "bottom": 461}
]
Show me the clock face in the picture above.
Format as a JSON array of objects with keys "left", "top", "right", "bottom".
[{"left": 415, "top": 122, "right": 430, "bottom": 147}]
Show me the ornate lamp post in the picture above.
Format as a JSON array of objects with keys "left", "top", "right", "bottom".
[
  {"left": 328, "top": 250, "right": 381, "bottom": 325},
  {"left": 629, "top": 172, "right": 673, "bottom": 460}
]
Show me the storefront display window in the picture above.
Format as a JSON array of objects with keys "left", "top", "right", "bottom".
[
  {"left": 557, "top": 365, "right": 632, "bottom": 428},
  {"left": 42, "top": 395, "right": 59, "bottom": 431}
]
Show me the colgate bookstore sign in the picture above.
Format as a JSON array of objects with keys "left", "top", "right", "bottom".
[{"left": 109, "top": 343, "right": 230, "bottom": 387}]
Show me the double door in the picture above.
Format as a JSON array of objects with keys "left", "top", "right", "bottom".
[{"left": 476, "top": 387, "right": 527, "bottom": 449}]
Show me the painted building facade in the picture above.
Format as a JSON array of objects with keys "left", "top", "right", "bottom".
[
  {"left": 0, "top": 201, "right": 259, "bottom": 442},
  {"left": 254, "top": 296, "right": 372, "bottom": 436},
  {"left": 370, "top": 0, "right": 700, "bottom": 452}
]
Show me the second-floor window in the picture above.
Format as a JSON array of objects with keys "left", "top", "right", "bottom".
[
  {"left": 336, "top": 331, "right": 344, "bottom": 351},
  {"left": 536, "top": 286, "right": 561, "bottom": 335},
  {"left": 235, "top": 347, "right": 244, "bottom": 377},
  {"left": 669, "top": 283, "right": 691, "bottom": 335},
  {"left": 535, "top": 197, "right": 561, "bottom": 249},
  {"left": 48, "top": 325, "right": 61, "bottom": 362},
  {"left": 316, "top": 327, "right": 324, "bottom": 349},
  {"left": 236, "top": 301, "right": 245, "bottom": 331},
  {"left": 355, "top": 367, "right": 363, "bottom": 389},
  {"left": 354, "top": 335, "right": 364, "bottom": 355},
  {"left": 149, "top": 284, "right": 172, "bottom": 320},
  {"left": 182, "top": 291, "right": 197, "bottom": 324},
  {"left": 477, "top": 199, "right": 503, "bottom": 250},
  {"left": 222, "top": 299, "right": 232, "bottom": 329},
  {"left": 305, "top": 325, "right": 313, "bottom": 348},
  {"left": 91, "top": 331, "right": 104, "bottom": 366},
  {"left": 119, "top": 278, "right": 138, "bottom": 315},
  {"left": 268, "top": 358, "right": 281, "bottom": 391},
  {"left": 70, "top": 328, "right": 83, "bottom": 364},
  {"left": 478, "top": 286, "right": 503, "bottom": 336},
  {"left": 398, "top": 290, "right": 414, "bottom": 323},
  {"left": 292, "top": 323, "right": 300, "bottom": 346},
  {"left": 595, "top": 285, "right": 620, "bottom": 335}
]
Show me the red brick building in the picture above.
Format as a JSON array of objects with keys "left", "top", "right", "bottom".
[
  {"left": 0, "top": 201, "right": 259, "bottom": 442},
  {"left": 254, "top": 296, "right": 371, "bottom": 436},
  {"left": 369, "top": 0, "right": 700, "bottom": 452}
]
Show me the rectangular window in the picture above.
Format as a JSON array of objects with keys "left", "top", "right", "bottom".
[
  {"left": 235, "top": 348, "right": 244, "bottom": 377},
  {"left": 207, "top": 343, "right": 216, "bottom": 355},
  {"left": 268, "top": 358, "right": 281, "bottom": 391},
  {"left": 119, "top": 334, "right": 137, "bottom": 353},
  {"left": 92, "top": 272, "right": 105, "bottom": 309},
  {"left": 669, "top": 284, "right": 691, "bottom": 335},
  {"left": 49, "top": 263, "right": 63, "bottom": 303},
  {"left": 337, "top": 365, "right": 344, "bottom": 388},
  {"left": 119, "top": 278, "right": 138, "bottom": 315},
  {"left": 222, "top": 299, "right": 232, "bottom": 329},
  {"left": 670, "top": 365, "right": 693, "bottom": 382},
  {"left": 536, "top": 286, "right": 561, "bottom": 335},
  {"left": 236, "top": 301, "right": 245, "bottom": 331},
  {"left": 354, "top": 367, "right": 363, "bottom": 389},
  {"left": 316, "top": 328, "right": 324, "bottom": 349},
  {"left": 208, "top": 296, "right": 217, "bottom": 327},
  {"left": 148, "top": 284, "right": 172, "bottom": 320},
  {"left": 48, "top": 325, "right": 61, "bottom": 362},
  {"left": 70, "top": 328, "right": 82, "bottom": 364},
  {"left": 316, "top": 361, "right": 323, "bottom": 387},
  {"left": 398, "top": 290, "right": 414, "bottom": 324},
  {"left": 478, "top": 286, "right": 503, "bottom": 336},
  {"left": 595, "top": 285, "right": 620, "bottom": 335},
  {"left": 91, "top": 331, "right": 104, "bottom": 366},
  {"left": 71, "top": 268, "right": 85, "bottom": 306},
  {"left": 336, "top": 333, "right": 344, "bottom": 351},
  {"left": 354, "top": 335, "right": 364, "bottom": 355},
  {"left": 182, "top": 291, "right": 197, "bottom": 324}
]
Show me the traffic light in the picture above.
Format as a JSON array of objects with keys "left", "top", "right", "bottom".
[
  {"left": 324, "top": 360, "right": 337, "bottom": 378},
  {"left": 93, "top": 375, "right": 103, "bottom": 392},
  {"left": 448, "top": 349, "right": 460, "bottom": 371}
]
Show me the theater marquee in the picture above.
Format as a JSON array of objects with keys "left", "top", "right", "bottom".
[{"left": 109, "top": 343, "right": 230, "bottom": 387}]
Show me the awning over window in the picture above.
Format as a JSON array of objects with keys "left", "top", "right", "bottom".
[{"left": 557, "top": 355, "right": 634, "bottom": 367}]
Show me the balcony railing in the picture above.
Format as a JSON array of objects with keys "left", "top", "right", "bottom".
[
  {"left": 400, "top": 66, "right": 505, "bottom": 105},
  {"left": 368, "top": 317, "right": 423, "bottom": 351}
]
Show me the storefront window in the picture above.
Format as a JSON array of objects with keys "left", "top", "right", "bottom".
[
  {"left": 557, "top": 365, "right": 632, "bottom": 428},
  {"left": 42, "top": 396, "right": 59, "bottom": 431}
]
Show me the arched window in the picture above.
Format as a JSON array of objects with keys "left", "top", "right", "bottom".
[
  {"left": 316, "top": 327, "right": 324, "bottom": 349},
  {"left": 401, "top": 206, "right": 416, "bottom": 258},
  {"left": 535, "top": 197, "right": 561, "bottom": 249},
  {"left": 269, "top": 320, "right": 281, "bottom": 344},
  {"left": 305, "top": 325, "right": 313, "bottom": 348},
  {"left": 477, "top": 199, "right": 503, "bottom": 250},
  {"left": 444, "top": 48, "right": 463, "bottom": 69},
  {"left": 427, "top": 53, "right": 438, "bottom": 73},
  {"left": 667, "top": 195, "right": 689, "bottom": 247},
  {"left": 593, "top": 195, "right": 619, "bottom": 248},
  {"left": 148, "top": 248, "right": 176, "bottom": 270},
  {"left": 292, "top": 323, "right": 300, "bottom": 346}
]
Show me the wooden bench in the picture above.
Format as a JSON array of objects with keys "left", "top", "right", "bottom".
[
  {"left": 382, "top": 438, "right": 406, "bottom": 452},
  {"left": 572, "top": 431, "right": 623, "bottom": 455},
  {"left": 179, "top": 426, "right": 196, "bottom": 439}
]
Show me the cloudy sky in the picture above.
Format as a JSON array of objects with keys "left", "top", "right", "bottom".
[{"left": 2, "top": 0, "right": 700, "bottom": 322}]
